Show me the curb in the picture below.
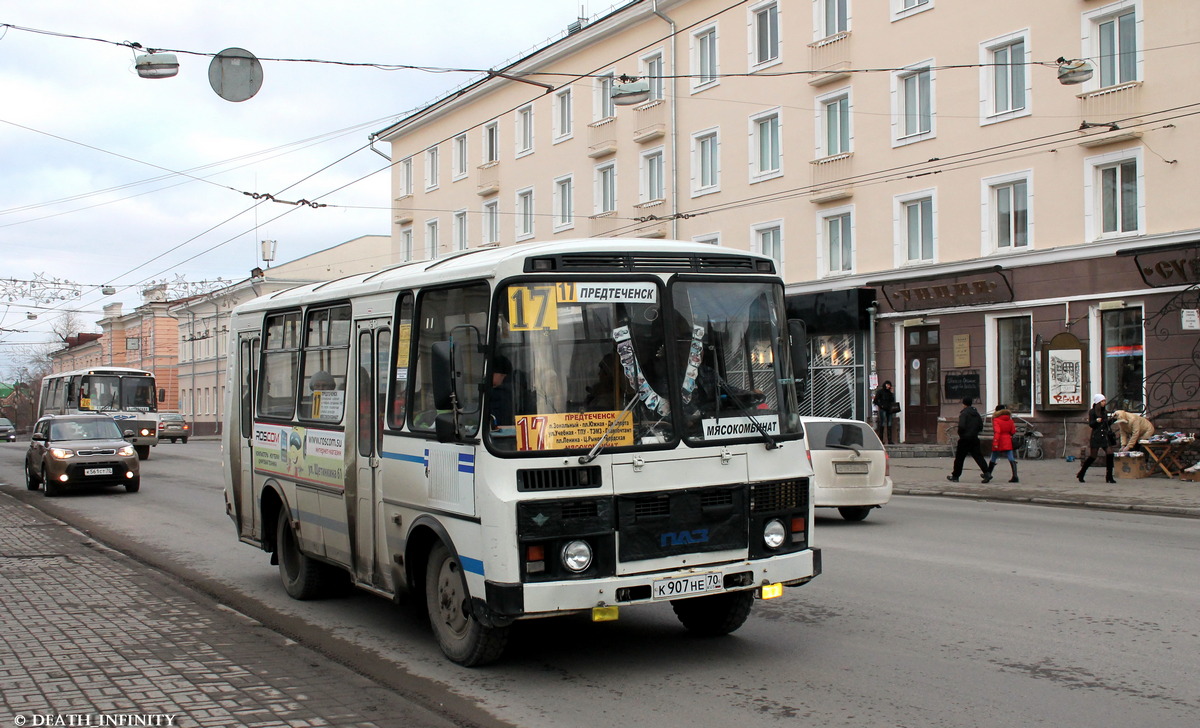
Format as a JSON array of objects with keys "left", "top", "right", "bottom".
[{"left": 892, "top": 488, "right": 1200, "bottom": 518}]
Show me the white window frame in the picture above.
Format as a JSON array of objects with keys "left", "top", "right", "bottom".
[
  {"left": 554, "top": 88, "right": 573, "bottom": 143},
  {"left": 453, "top": 210, "right": 469, "bottom": 251},
  {"left": 400, "top": 227, "right": 413, "bottom": 261},
  {"left": 641, "top": 50, "right": 665, "bottom": 101},
  {"left": 693, "top": 232, "right": 721, "bottom": 246},
  {"left": 893, "top": 188, "right": 937, "bottom": 266},
  {"left": 1082, "top": 0, "right": 1142, "bottom": 90},
  {"left": 815, "top": 0, "right": 849, "bottom": 40},
  {"left": 891, "top": 61, "right": 935, "bottom": 147},
  {"left": 425, "top": 218, "right": 439, "bottom": 259},
  {"left": 595, "top": 162, "right": 617, "bottom": 215},
  {"left": 817, "top": 205, "right": 855, "bottom": 276},
  {"left": 981, "top": 171, "right": 1034, "bottom": 254},
  {"left": 691, "top": 128, "right": 721, "bottom": 197},
  {"left": 816, "top": 87, "right": 852, "bottom": 158},
  {"left": 1084, "top": 147, "right": 1144, "bottom": 241},
  {"left": 482, "top": 199, "right": 500, "bottom": 245},
  {"left": 553, "top": 174, "right": 575, "bottom": 232},
  {"left": 516, "top": 187, "right": 535, "bottom": 241},
  {"left": 985, "top": 311, "right": 1036, "bottom": 417},
  {"left": 891, "top": 0, "right": 932, "bottom": 23},
  {"left": 752, "top": 220, "right": 784, "bottom": 267},
  {"left": 515, "top": 105, "right": 534, "bottom": 158},
  {"left": 691, "top": 24, "right": 720, "bottom": 92},
  {"left": 749, "top": 1, "right": 781, "bottom": 71},
  {"left": 595, "top": 72, "right": 616, "bottom": 121},
  {"left": 749, "top": 108, "right": 783, "bottom": 183},
  {"left": 424, "top": 146, "right": 439, "bottom": 191},
  {"left": 980, "top": 31, "right": 1031, "bottom": 125},
  {"left": 452, "top": 134, "right": 468, "bottom": 181},
  {"left": 399, "top": 157, "right": 413, "bottom": 197},
  {"left": 483, "top": 122, "right": 499, "bottom": 164},
  {"left": 640, "top": 147, "right": 666, "bottom": 204}
]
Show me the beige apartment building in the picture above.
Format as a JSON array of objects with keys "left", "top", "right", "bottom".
[{"left": 374, "top": 0, "right": 1200, "bottom": 449}]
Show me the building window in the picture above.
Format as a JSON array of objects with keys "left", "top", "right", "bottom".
[
  {"left": 400, "top": 227, "right": 413, "bottom": 261},
  {"left": 896, "top": 191, "right": 935, "bottom": 263},
  {"left": 554, "top": 88, "right": 573, "bottom": 141},
  {"left": 596, "top": 73, "right": 616, "bottom": 120},
  {"left": 894, "top": 64, "right": 933, "bottom": 143},
  {"left": 1086, "top": 149, "right": 1142, "bottom": 239},
  {"left": 399, "top": 158, "right": 413, "bottom": 197},
  {"left": 516, "top": 188, "right": 534, "bottom": 240},
  {"left": 1087, "top": 3, "right": 1139, "bottom": 88},
  {"left": 821, "top": 0, "right": 848, "bottom": 38},
  {"left": 1101, "top": 307, "right": 1144, "bottom": 411},
  {"left": 996, "top": 315, "right": 1033, "bottom": 413},
  {"left": 482, "top": 200, "right": 499, "bottom": 244},
  {"left": 483, "top": 122, "right": 499, "bottom": 164},
  {"left": 988, "top": 176, "right": 1030, "bottom": 251},
  {"left": 819, "top": 90, "right": 851, "bottom": 156},
  {"left": 893, "top": 0, "right": 932, "bottom": 20},
  {"left": 693, "top": 129, "right": 720, "bottom": 196},
  {"left": 753, "top": 221, "right": 783, "bottom": 265},
  {"left": 692, "top": 25, "right": 719, "bottom": 90},
  {"left": 596, "top": 162, "right": 617, "bottom": 214},
  {"left": 750, "top": 109, "right": 781, "bottom": 180},
  {"left": 751, "top": 2, "right": 779, "bottom": 68},
  {"left": 516, "top": 105, "right": 534, "bottom": 157},
  {"left": 425, "top": 146, "right": 439, "bottom": 190},
  {"left": 989, "top": 38, "right": 1026, "bottom": 117},
  {"left": 453, "top": 134, "right": 468, "bottom": 180},
  {"left": 453, "top": 210, "right": 469, "bottom": 251},
  {"left": 642, "top": 148, "right": 665, "bottom": 203},
  {"left": 820, "top": 209, "right": 853, "bottom": 274},
  {"left": 693, "top": 232, "right": 721, "bottom": 246},
  {"left": 554, "top": 175, "right": 574, "bottom": 231},
  {"left": 425, "top": 219, "right": 439, "bottom": 259},
  {"left": 642, "top": 51, "right": 664, "bottom": 100}
]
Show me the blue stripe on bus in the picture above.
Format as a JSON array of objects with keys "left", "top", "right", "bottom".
[
  {"left": 382, "top": 451, "right": 426, "bottom": 465},
  {"left": 459, "top": 556, "right": 484, "bottom": 575},
  {"left": 458, "top": 452, "right": 475, "bottom": 474}
]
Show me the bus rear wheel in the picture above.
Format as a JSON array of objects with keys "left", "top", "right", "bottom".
[
  {"left": 425, "top": 542, "right": 508, "bottom": 666},
  {"left": 671, "top": 591, "right": 754, "bottom": 636},
  {"left": 276, "top": 510, "right": 339, "bottom": 600}
]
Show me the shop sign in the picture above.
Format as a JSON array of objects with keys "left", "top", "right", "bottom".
[
  {"left": 876, "top": 267, "right": 1014, "bottom": 313},
  {"left": 1126, "top": 244, "right": 1200, "bottom": 288}
]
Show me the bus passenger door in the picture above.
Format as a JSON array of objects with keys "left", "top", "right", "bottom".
[
  {"left": 354, "top": 321, "right": 391, "bottom": 589},
  {"left": 237, "top": 334, "right": 260, "bottom": 539}
]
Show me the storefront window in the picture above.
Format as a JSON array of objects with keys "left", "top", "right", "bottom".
[
  {"left": 1101, "top": 308, "right": 1144, "bottom": 411},
  {"left": 996, "top": 316, "right": 1032, "bottom": 412}
]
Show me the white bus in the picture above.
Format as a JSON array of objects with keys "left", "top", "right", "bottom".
[
  {"left": 39, "top": 366, "right": 160, "bottom": 459},
  {"left": 222, "top": 240, "right": 820, "bottom": 665}
]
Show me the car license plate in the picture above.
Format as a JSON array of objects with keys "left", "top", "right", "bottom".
[
  {"left": 652, "top": 572, "right": 722, "bottom": 600},
  {"left": 84, "top": 467, "right": 113, "bottom": 476},
  {"left": 835, "top": 461, "right": 869, "bottom": 474}
]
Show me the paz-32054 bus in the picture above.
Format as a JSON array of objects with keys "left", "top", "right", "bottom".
[
  {"left": 222, "top": 240, "right": 820, "bottom": 665},
  {"left": 39, "top": 367, "right": 160, "bottom": 459}
]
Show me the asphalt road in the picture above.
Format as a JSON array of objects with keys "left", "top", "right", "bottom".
[{"left": 1, "top": 440, "right": 1197, "bottom": 728}]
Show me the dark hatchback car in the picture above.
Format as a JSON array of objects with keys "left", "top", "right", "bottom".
[
  {"left": 0, "top": 416, "right": 16, "bottom": 442},
  {"left": 157, "top": 412, "right": 189, "bottom": 443},
  {"left": 25, "top": 415, "right": 141, "bottom": 496}
]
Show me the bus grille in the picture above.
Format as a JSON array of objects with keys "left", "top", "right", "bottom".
[
  {"left": 749, "top": 479, "right": 807, "bottom": 512},
  {"left": 517, "top": 466, "right": 602, "bottom": 492}
]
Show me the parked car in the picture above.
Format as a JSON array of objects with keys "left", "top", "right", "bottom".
[
  {"left": 0, "top": 417, "right": 16, "bottom": 442},
  {"left": 800, "top": 417, "right": 892, "bottom": 521},
  {"left": 25, "top": 414, "right": 140, "bottom": 496},
  {"left": 157, "top": 412, "right": 189, "bottom": 444}
]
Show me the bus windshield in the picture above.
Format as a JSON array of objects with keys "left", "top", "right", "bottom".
[
  {"left": 80, "top": 375, "right": 157, "bottom": 412},
  {"left": 487, "top": 277, "right": 798, "bottom": 453}
]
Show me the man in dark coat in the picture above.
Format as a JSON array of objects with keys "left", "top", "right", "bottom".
[{"left": 948, "top": 397, "right": 992, "bottom": 483}]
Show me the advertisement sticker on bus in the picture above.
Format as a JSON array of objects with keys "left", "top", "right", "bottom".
[{"left": 253, "top": 423, "right": 346, "bottom": 489}]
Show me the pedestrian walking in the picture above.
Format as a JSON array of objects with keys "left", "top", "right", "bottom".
[
  {"left": 873, "top": 380, "right": 898, "bottom": 444},
  {"left": 948, "top": 397, "right": 991, "bottom": 483},
  {"left": 1078, "top": 393, "right": 1117, "bottom": 483},
  {"left": 987, "top": 404, "right": 1019, "bottom": 483}
]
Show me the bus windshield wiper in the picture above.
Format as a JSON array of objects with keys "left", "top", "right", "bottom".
[
  {"left": 578, "top": 393, "right": 640, "bottom": 464},
  {"left": 715, "top": 374, "right": 779, "bottom": 450}
]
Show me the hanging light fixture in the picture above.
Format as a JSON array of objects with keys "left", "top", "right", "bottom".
[
  {"left": 1056, "top": 57, "right": 1093, "bottom": 85},
  {"left": 135, "top": 51, "right": 180, "bottom": 79}
]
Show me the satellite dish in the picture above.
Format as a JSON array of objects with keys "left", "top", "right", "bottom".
[{"left": 208, "top": 47, "right": 264, "bottom": 102}]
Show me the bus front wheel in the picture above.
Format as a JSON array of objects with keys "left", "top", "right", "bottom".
[
  {"left": 425, "top": 542, "right": 508, "bottom": 666},
  {"left": 135, "top": 445, "right": 150, "bottom": 461},
  {"left": 671, "top": 591, "right": 754, "bottom": 636}
]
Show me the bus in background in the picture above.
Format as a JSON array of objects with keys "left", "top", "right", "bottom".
[
  {"left": 222, "top": 240, "right": 820, "bottom": 665},
  {"left": 38, "top": 367, "right": 160, "bottom": 459}
]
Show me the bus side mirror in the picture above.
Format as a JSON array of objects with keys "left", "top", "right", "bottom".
[
  {"left": 788, "top": 319, "right": 808, "bottom": 385},
  {"left": 431, "top": 341, "right": 455, "bottom": 411}
]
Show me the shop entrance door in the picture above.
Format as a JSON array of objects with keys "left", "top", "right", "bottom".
[{"left": 904, "top": 326, "right": 941, "bottom": 443}]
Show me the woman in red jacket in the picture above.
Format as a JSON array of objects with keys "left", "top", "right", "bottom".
[{"left": 987, "top": 404, "right": 1020, "bottom": 483}]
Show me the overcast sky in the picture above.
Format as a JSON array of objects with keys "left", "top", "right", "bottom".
[{"left": 0, "top": 0, "right": 607, "bottom": 378}]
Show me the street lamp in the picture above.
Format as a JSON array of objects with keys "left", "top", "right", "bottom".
[
  {"left": 611, "top": 76, "right": 651, "bottom": 106},
  {"left": 1056, "top": 57, "right": 1094, "bottom": 85},
  {"left": 135, "top": 52, "right": 180, "bottom": 79}
]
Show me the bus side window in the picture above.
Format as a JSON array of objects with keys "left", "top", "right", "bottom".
[{"left": 389, "top": 294, "right": 414, "bottom": 429}]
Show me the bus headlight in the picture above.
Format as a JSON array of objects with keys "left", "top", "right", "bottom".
[
  {"left": 561, "top": 540, "right": 593, "bottom": 573},
  {"left": 50, "top": 448, "right": 76, "bottom": 460},
  {"left": 139, "top": 428, "right": 151, "bottom": 437},
  {"left": 763, "top": 519, "right": 786, "bottom": 549}
]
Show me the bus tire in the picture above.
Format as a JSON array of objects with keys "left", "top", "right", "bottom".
[
  {"left": 671, "top": 591, "right": 754, "bottom": 636},
  {"left": 135, "top": 445, "right": 150, "bottom": 461},
  {"left": 276, "top": 510, "right": 335, "bottom": 600},
  {"left": 425, "top": 542, "right": 508, "bottom": 666},
  {"left": 838, "top": 506, "right": 871, "bottom": 522}
]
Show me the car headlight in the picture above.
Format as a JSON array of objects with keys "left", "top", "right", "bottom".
[
  {"left": 561, "top": 540, "right": 593, "bottom": 573},
  {"left": 117, "top": 445, "right": 135, "bottom": 457},
  {"left": 763, "top": 519, "right": 786, "bottom": 549},
  {"left": 49, "top": 447, "right": 76, "bottom": 460}
]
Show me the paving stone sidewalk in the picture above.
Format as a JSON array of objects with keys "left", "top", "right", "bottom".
[{"left": 0, "top": 496, "right": 468, "bottom": 728}]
